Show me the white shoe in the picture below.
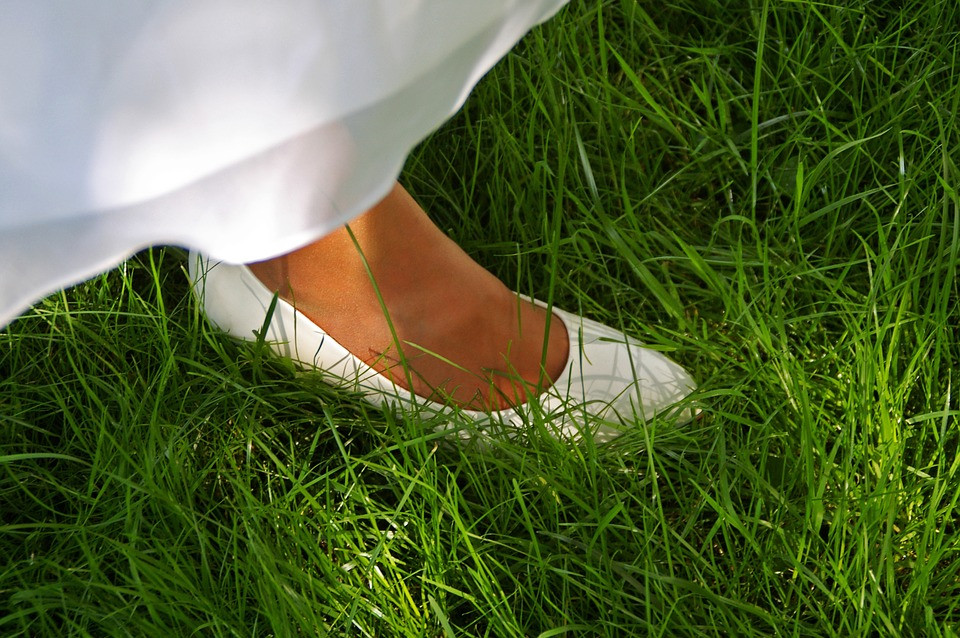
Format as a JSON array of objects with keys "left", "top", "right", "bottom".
[{"left": 188, "top": 252, "right": 697, "bottom": 442}]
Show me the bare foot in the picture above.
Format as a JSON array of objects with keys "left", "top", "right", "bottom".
[{"left": 248, "top": 183, "right": 569, "bottom": 411}]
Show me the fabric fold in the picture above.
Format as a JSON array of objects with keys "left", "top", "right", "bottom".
[{"left": 0, "top": 0, "right": 569, "bottom": 327}]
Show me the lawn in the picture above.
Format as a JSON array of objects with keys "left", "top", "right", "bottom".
[{"left": 3, "top": 1, "right": 960, "bottom": 635}]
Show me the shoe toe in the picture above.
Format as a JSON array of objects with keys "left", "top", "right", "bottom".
[{"left": 543, "top": 308, "right": 696, "bottom": 440}]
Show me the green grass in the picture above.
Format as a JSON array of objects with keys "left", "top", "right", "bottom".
[{"left": 3, "top": 0, "right": 960, "bottom": 635}]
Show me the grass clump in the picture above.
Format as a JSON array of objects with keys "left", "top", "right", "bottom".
[{"left": 3, "top": 1, "right": 960, "bottom": 635}]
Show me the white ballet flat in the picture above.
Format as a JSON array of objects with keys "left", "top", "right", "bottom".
[{"left": 188, "top": 252, "right": 697, "bottom": 442}]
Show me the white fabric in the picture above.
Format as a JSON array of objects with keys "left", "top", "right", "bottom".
[{"left": 0, "top": 0, "right": 568, "bottom": 327}]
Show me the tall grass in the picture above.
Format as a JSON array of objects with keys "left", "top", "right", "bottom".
[{"left": 3, "top": 1, "right": 959, "bottom": 635}]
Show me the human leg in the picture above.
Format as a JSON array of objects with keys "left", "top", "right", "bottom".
[{"left": 247, "top": 182, "right": 569, "bottom": 411}]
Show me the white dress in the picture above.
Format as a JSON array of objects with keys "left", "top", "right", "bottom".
[{"left": 0, "top": 0, "right": 568, "bottom": 327}]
